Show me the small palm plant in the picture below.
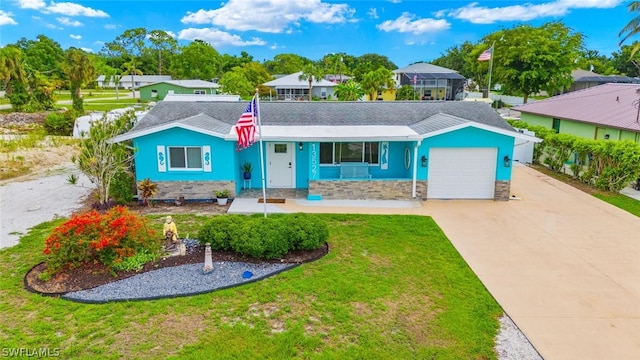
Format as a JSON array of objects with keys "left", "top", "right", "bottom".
[{"left": 137, "top": 178, "right": 158, "bottom": 206}]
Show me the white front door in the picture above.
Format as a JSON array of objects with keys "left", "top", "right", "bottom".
[{"left": 267, "top": 142, "right": 295, "bottom": 188}]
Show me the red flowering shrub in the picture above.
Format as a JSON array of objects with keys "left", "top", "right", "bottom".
[{"left": 43, "top": 206, "right": 159, "bottom": 274}]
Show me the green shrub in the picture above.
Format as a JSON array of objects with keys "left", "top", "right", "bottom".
[
  {"left": 198, "top": 213, "right": 328, "bottom": 259},
  {"left": 232, "top": 217, "right": 290, "bottom": 259},
  {"left": 110, "top": 170, "right": 135, "bottom": 205},
  {"left": 198, "top": 215, "right": 245, "bottom": 251},
  {"left": 112, "top": 249, "right": 158, "bottom": 272},
  {"left": 45, "top": 111, "right": 75, "bottom": 135},
  {"left": 279, "top": 213, "right": 329, "bottom": 251}
]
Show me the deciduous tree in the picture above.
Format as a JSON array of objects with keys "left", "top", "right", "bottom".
[{"left": 73, "top": 111, "right": 135, "bottom": 205}]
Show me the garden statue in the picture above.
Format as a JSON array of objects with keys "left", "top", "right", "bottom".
[
  {"left": 163, "top": 216, "right": 179, "bottom": 252},
  {"left": 203, "top": 243, "right": 213, "bottom": 274}
]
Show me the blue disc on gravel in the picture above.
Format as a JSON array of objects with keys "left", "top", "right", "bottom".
[{"left": 242, "top": 271, "right": 253, "bottom": 279}]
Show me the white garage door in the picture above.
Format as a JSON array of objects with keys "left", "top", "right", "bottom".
[{"left": 427, "top": 148, "right": 497, "bottom": 199}]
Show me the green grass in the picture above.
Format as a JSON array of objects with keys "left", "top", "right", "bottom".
[
  {"left": 0, "top": 214, "right": 502, "bottom": 359},
  {"left": 593, "top": 193, "right": 640, "bottom": 217}
]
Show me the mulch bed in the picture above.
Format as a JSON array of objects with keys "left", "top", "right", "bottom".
[{"left": 25, "top": 243, "right": 329, "bottom": 295}]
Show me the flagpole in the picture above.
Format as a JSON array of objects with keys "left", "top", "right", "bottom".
[
  {"left": 487, "top": 40, "right": 495, "bottom": 101},
  {"left": 255, "top": 89, "right": 268, "bottom": 218}
]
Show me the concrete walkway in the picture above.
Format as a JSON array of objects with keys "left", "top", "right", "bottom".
[{"left": 229, "top": 164, "right": 640, "bottom": 359}]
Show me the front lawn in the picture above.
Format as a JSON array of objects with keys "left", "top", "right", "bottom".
[{"left": 0, "top": 214, "right": 502, "bottom": 359}]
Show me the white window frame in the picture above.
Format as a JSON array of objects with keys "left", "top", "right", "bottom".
[
  {"left": 319, "top": 142, "right": 380, "bottom": 166},
  {"left": 193, "top": 90, "right": 206, "bottom": 95},
  {"left": 167, "top": 146, "right": 203, "bottom": 171}
]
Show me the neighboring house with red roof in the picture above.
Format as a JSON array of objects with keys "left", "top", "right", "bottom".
[{"left": 514, "top": 83, "right": 640, "bottom": 144}]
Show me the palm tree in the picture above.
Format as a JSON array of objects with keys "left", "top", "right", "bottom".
[
  {"left": 63, "top": 48, "right": 97, "bottom": 113},
  {"left": 0, "top": 46, "right": 27, "bottom": 95},
  {"left": 620, "top": 2, "right": 640, "bottom": 56},
  {"left": 298, "top": 64, "right": 324, "bottom": 101},
  {"left": 122, "top": 60, "right": 143, "bottom": 99},
  {"left": 360, "top": 67, "right": 395, "bottom": 101},
  {"left": 334, "top": 80, "right": 364, "bottom": 101}
]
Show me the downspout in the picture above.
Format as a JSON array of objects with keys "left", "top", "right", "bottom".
[{"left": 412, "top": 139, "right": 421, "bottom": 198}]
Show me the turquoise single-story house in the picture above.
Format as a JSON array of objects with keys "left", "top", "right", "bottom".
[{"left": 110, "top": 101, "right": 539, "bottom": 201}]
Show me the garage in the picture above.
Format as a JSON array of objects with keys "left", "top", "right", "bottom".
[{"left": 427, "top": 147, "right": 497, "bottom": 199}]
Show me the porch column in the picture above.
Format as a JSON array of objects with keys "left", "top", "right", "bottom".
[{"left": 412, "top": 140, "right": 421, "bottom": 198}]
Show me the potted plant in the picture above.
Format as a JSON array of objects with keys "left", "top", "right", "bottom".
[
  {"left": 241, "top": 161, "right": 252, "bottom": 179},
  {"left": 215, "top": 189, "right": 229, "bottom": 206}
]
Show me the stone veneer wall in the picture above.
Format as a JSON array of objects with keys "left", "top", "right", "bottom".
[
  {"left": 144, "top": 181, "right": 236, "bottom": 201},
  {"left": 309, "top": 180, "right": 427, "bottom": 200},
  {"left": 494, "top": 180, "right": 510, "bottom": 201}
]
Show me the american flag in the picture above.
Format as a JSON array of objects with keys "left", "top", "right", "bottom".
[
  {"left": 235, "top": 96, "right": 257, "bottom": 150},
  {"left": 477, "top": 47, "right": 493, "bottom": 61}
]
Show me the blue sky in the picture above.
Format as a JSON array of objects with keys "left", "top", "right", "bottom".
[{"left": 0, "top": 0, "right": 633, "bottom": 67}]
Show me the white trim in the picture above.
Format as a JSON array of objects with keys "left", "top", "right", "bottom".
[
  {"left": 202, "top": 145, "right": 212, "bottom": 172},
  {"left": 381, "top": 142, "right": 390, "bottom": 170},
  {"left": 167, "top": 146, "right": 204, "bottom": 171},
  {"left": 110, "top": 122, "right": 231, "bottom": 143},
  {"left": 111, "top": 120, "right": 540, "bottom": 144},
  {"left": 156, "top": 145, "right": 166, "bottom": 172}
]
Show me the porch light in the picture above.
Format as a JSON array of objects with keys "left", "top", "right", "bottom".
[
  {"left": 421, "top": 155, "right": 428, "bottom": 167},
  {"left": 298, "top": 142, "right": 303, "bottom": 150},
  {"left": 503, "top": 155, "right": 511, "bottom": 168}
]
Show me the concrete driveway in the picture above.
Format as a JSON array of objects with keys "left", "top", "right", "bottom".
[{"left": 271, "top": 164, "right": 640, "bottom": 359}]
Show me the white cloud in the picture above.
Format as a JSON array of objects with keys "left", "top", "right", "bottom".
[
  {"left": 80, "top": 47, "right": 93, "bottom": 53},
  {"left": 449, "top": 0, "right": 623, "bottom": 24},
  {"left": 44, "top": 23, "right": 61, "bottom": 30},
  {"left": 17, "top": 0, "right": 46, "bottom": 10},
  {"left": 0, "top": 11, "right": 17, "bottom": 25},
  {"left": 178, "top": 27, "right": 267, "bottom": 47},
  {"left": 557, "top": 0, "right": 623, "bottom": 9},
  {"left": 70, "top": 34, "right": 81, "bottom": 39},
  {"left": 181, "top": 0, "right": 355, "bottom": 33},
  {"left": 368, "top": 8, "right": 379, "bottom": 19},
  {"left": 43, "top": 2, "right": 109, "bottom": 17},
  {"left": 57, "top": 16, "right": 82, "bottom": 26},
  {"left": 377, "top": 12, "right": 450, "bottom": 34},
  {"left": 104, "top": 24, "right": 119, "bottom": 30}
]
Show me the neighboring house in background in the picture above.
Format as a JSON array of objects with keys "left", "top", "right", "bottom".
[
  {"left": 163, "top": 93, "right": 241, "bottom": 102},
  {"left": 263, "top": 72, "right": 337, "bottom": 100},
  {"left": 393, "top": 63, "right": 467, "bottom": 101},
  {"left": 324, "top": 74, "right": 353, "bottom": 84},
  {"left": 559, "top": 69, "right": 640, "bottom": 94},
  {"left": 514, "top": 83, "right": 640, "bottom": 143},
  {"left": 138, "top": 80, "right": 220, "bottom": 101},
  {"left": 96, "top": 75, "right": 172, "bottom": 89},
  {"left": 365, "top": 89, "right": 396, "bottom": 101},
  {"left": 110, "top": 101, "right": 538, "bottom": 202}
]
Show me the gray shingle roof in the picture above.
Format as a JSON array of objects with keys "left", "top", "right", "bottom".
[{"left": 119, "top": 100, "right": 515, "bottom": 141}]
